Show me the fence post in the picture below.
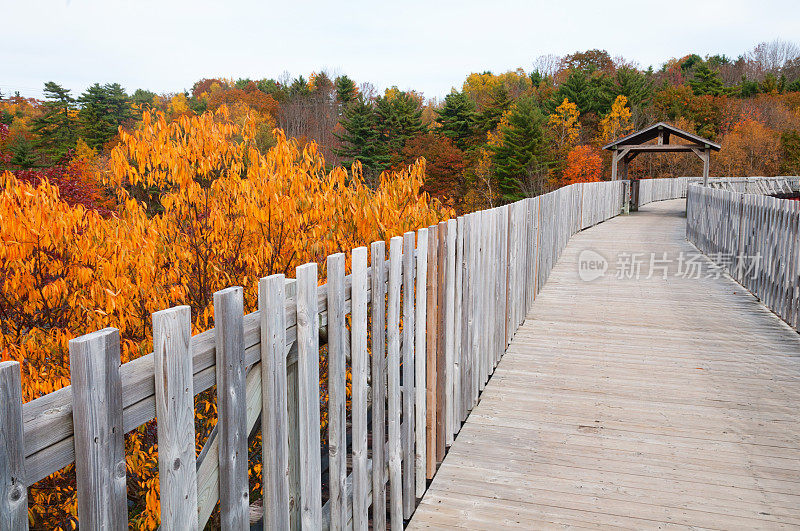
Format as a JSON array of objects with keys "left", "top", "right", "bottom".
[
  {"left": 350, "top": 247, "right": 369, "bottom": 530},
  {"left": 153, "top": 306, "right": 199, "bottom": 530},
  {"left": 401, "top": 231, "right": 416, "bottom": 518},
  {"left": 326, "top": 253, "right": 347, "bottom": 530},
  {"left": 387, "top": 236, "right": 403, "bottom": 528},
  {"left": 444, "top": 219, "right": 457, "bottom": 447},
  {"left": 69, "top": 328, "right": 127, "bottom": 530},
  {"left": 213, "top": 287, "right": 249, "bottom": 530},
  {"left": 295, "top": 264, "right": 322, "bottom": 530},
  {"left": 414, "top": 228, "right": 428, "bottom": 497},
  {"left": 284, "top": 278, "right": 301, "bottom": 530},
  {"left": 425, "top": 226, "right": 438, "bottom": 479},
  {"left": 0, "top": 361, "right": 28, "bottom": 531},
  {"left": 259, "top": 274, "right": 291, "bottom": 529},
  {"left": 369, "top": 241, "right": 387, "bottom": 527}
]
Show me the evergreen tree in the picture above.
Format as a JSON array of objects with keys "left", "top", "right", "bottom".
[
  {"left": 739, "top": 76, "right": 760, "bottom": 97},
  {"left": 436, "top": 91, "right": 477, "bottom": 151},
  {"left": 78, "top": 83, "right": 134, "bottom": 149},
  {"left": 612, "top": 67, "right": 653, "bottom": 108},
  {"left": 374, "top": 90, "right": 424, "bottom": 156},
  {"left": 31, "top": 82, "right": 78, "bottom": 160},
  {"left": 132, "top": 88, "right": 157, "bottom": 107},
  {"left": 334, "top": 75, "right": 358, "bottom": 105},
  {"left": 475, "top": 85, "right": 511, "bottom": 135},
  {"left": 334, "top": 96, "right": 390, "bottom": 180},
  {"left": 689, "top": 63, "right": 725, "bottom": 96},
  {"left": 490, "top": 96, "right": 550, "bottom": 202},
  {"left": 8, "top": 135, "right": 36, "bottom": 168},
  {"left": 551, "top": 70, "right": 612, "bottom": 116}
]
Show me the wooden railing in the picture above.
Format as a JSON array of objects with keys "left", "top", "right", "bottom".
[
  {"left": 637, "top": 176, "right": 694, "bottom": 206},
  {"left": 687, "top": 179, "right": 800, "bottom": 332},
  {"left": 1, "top": 178, "right": 693, "bottom": 530}
]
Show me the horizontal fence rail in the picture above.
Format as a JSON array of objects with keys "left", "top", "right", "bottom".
[
  {"left": 687, "top": 181, "right": 800, "bottom": 332},
  {"left": 1, "top": 178, "right": 693, "bottom": 529}
]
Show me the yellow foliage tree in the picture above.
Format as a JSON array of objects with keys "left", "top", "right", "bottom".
[
  {"left": 599, "top": 95, "right": 633, "bottom": 143},
  {"left": 548, "top": 98, "right": 581, "bottom": 149}
]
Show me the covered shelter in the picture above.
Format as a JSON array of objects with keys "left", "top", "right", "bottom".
[{"left": 602, "top": 122, "right": 721, "bottom": 185}]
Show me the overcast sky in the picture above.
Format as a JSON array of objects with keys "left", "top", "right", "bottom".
[{"left": 2, "top": 0, "right": 799, "bottom": 100}]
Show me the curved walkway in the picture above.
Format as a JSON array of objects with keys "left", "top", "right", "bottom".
[{"left": 409, "top": 199, "right": 800, "bottom": 529}]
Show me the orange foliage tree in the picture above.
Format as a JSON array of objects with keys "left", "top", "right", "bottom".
[
  {"left": 562, "top": 145, "right": 603, "bottom": 185},
  {"left": 1, "top": 106, "right": 450, "bottom": 529}
]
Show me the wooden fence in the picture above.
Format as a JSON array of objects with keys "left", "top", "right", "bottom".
[
  {"left": 687, "top": 181, "right": 800, "bottom": 332},
  {"left": 1, "top": 178, "right": 692, "bottom": 530},
  {"left": 637, "top": 176, "right": 694, "bottom": 207}
]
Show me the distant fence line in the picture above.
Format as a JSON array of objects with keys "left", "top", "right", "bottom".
[
  {"left": 687, "top": 178, "right": 800, "bottom": 333},
  {"left": 2, "top": 178, "right": 698, "bottom": 530}
]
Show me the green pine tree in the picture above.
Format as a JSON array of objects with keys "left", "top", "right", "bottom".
[
  {"left": 31, "top": 82, "right": 78, "bottom": 161},
  {"left": 436, "top": 91, "right": 477, "bottom": 151},
  {"left": 612, "top": 67, "right": 653, "bottom": 108},
  {"left": 8, "top": 135, "right": 37, "bottom": 168},
  {"left": 689, "top": 63, "right": 725, "bottom": 96},
  {"left": 374, "top": 90, "right": 424, "bottom": 156},
  {"left": 475, "top": 86, "right": 511, "bottom": 135},
  {"left": 334, "top": 96, "right": 390, "bottom": 181},
  {"left": 78, "top": 83, "right": 134, "bottom": 149},
  {"left": 551, "top": 69, "right": 613, "bottom": 116},
  {"left": 334, "top": 75, "right": 358, "bottom": 105},
  {"left": 490, "top": 96, "right": 550, "bottom": 202}
]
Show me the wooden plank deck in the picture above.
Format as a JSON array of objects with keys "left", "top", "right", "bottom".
[{"left": 409, "top": 199, "right": 800, "bottom": 530}]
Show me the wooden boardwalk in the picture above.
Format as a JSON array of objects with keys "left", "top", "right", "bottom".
[{"left": 409, "top": 199, "right": 800, "bottom": 529}]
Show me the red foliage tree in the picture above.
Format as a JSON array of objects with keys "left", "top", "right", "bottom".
[{"left": 401, "top": 133, "right": 467, "bottom": 205}]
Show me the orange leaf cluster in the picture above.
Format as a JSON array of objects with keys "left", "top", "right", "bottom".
[{"left": 1, "top": 106, "right": 451, "bottom": 528}]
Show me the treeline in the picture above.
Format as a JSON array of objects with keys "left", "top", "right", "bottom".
[{"left": 2, "top": 39, "right": 800, "bottom": 211}]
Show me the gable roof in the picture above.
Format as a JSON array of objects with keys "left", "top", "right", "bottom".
[{"left": 601, "top": 122, "right": 721, "bottom": 151}]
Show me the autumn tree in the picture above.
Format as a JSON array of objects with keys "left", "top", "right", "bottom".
[
  {"left": 563, "top": 145, "right": 603, "bottom": 184},
  {"left": 599, "top": 95, "right": 633, "bottom": 142},
  {"left": 548, "top": 98, "right": 581, "bottom": 150},
  {"left": 401, "top": 133, "right": 467, "bottom": 203},
  {"left": 716, "top": 118, "right": 781, "bottom": 176}
]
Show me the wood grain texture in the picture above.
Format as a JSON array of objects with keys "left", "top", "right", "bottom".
[
  {"left": 350, "top": 247, "right": 369, "bottom": 530},
  {"left": 0, "top": 361, "right": 27, "bottom": 530},
  {"left": 387, "top": 236, "right": 404, "bottom": 529},
  {"left": 259, "top": 275, "right": 290, "bottom": 530},
  {"left": 69, "top": 328, "right": 127, "bottom": 530},
  {"left": 425, "top": 226, "right": 438, "bottom": 479},
  {"left": 401, "top": 231, "right": 416, "bottom": 518},
  {"left": 413, "top": 227, "right": 428, "bottom": 497},
  {"left": 213, "top": 287, "right": 249, "bottom": 530},
  {"left": 444, "top": 218, "right": 457, "bottom": 446},
  {"left": 435, "top": 220, "right": 447, "bottom": 463},
  {"left": 326, "top": 253, "right": 347, "bottom": 530},
  {"left": 153, "top": 306, "right": 198, "bottom": 530},
  {"left": 369, "top": 240, "right": 387, "bottom": 528},
  {"left": 410, "top": 199, "right": 800, "bottom": 529},
  {"left": 295, "top": 264, "right": 322, "bottom": 530}
]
